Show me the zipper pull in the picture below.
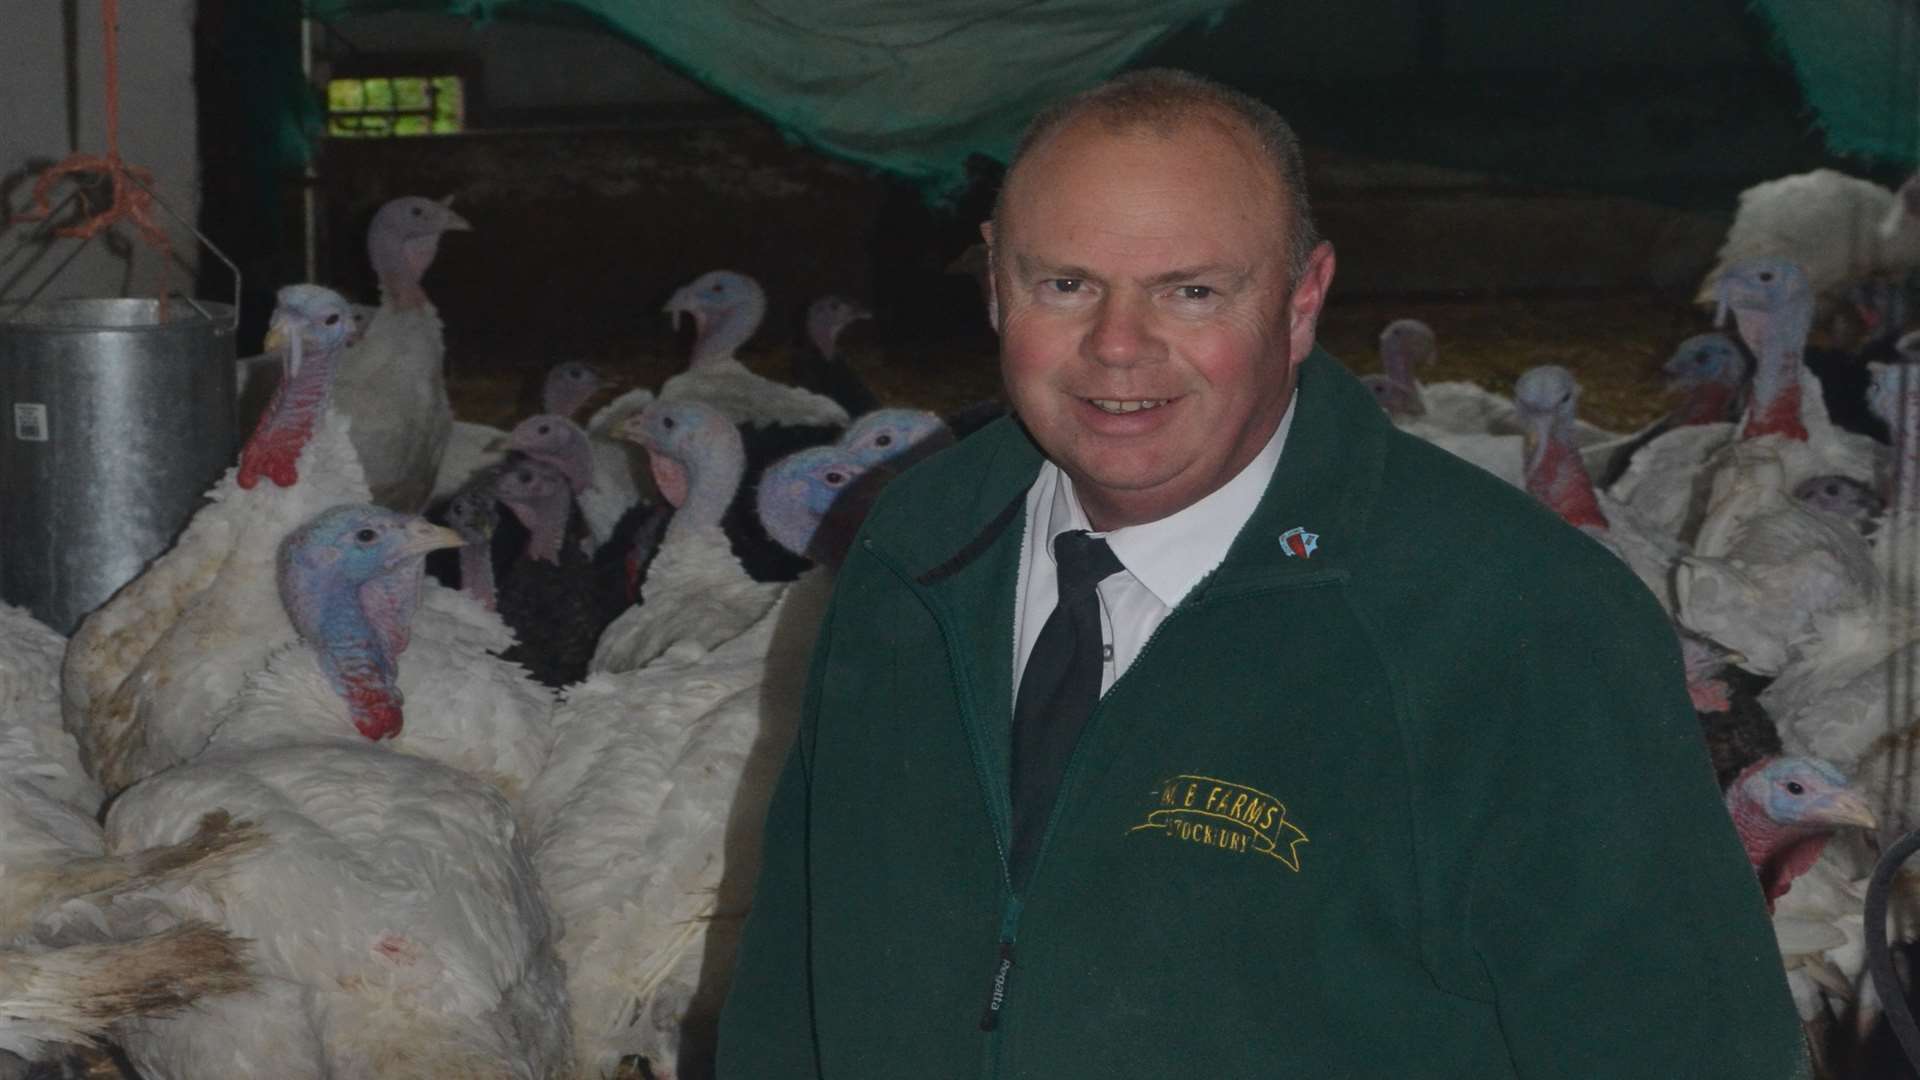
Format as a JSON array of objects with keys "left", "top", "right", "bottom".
[{"left": 977, "top": 941, "right": 1016, "bottom": 1031}]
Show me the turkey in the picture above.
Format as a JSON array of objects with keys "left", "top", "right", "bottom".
[
  {"left": 1369, "top": 317, "right": 1621, "bottom": 445},
  {"left": 491, "top": 459, "right": 629, "bottom": 689},
  {"left": 1724, "top": 756, "right": 1878, "bottom": 914},
  {"left": 1721, "top": 757, "right": 1886, "bottom": 1072},
  {"left": 528, "top": 584, "right": 815, "bottom": 1080},
  {"left": 1794, "top": 475, "right": 1885, "bottom": 536},
  {"left": 791, "top": 294, "right": 879, "bottom": 418},
  {"left": 101, "top": 504, "right": 572, "bottom": 1079},
  {"left": 658, "top": 270, "right": 850, "bottom": 430},
  {"left": 1591, "top": 332, "right": 1748, "bottom": 500},
  {"left": 1679, "top": 260, "right": 1886, "bottom": 569},
  {"left": 1511, "top": 365, "right": 1684, "bottom": 609},
  {"left": 332, "top": 195, "right": 472, "bottom": 512},
  {"left": 1674, "top": 441, "right": 1882, "bottom": 677},
  {"left": 838, "top": 407, "right": 954, "bottom": 469},
  {"left": 68, "top": 285, "right": 551, "bottom": 800},
  {"left": 1696, "top": 169, "right": 1920, "bottom": 314},
  {"left": 1, "top": 604, "right": 256, "bottom": 1073},
  {"left": 1759, "top": 352, "right": 1920, "bottom": 817},
  {"left": 523, "top": 411, "right": 923, "bottom": 1076},
  {"left": 1804, "top": 278, "right": 1907, "bottom": 444},
  {"left": 430, "top": 360, "right": 610, "bottom": 508},
  {"left": 590, "top": 401, "right": 784, "bottom": 675}
]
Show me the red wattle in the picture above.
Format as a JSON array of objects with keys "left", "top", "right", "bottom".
[
  {"left": 1675, "top": 383, "right": 1735, "bottom": 427},
  {"left": 1744, "top": 383, "right": 1808, "bottom": 441},
  {"left": 237, "top": 413, "right": 314, "bottom": 489},
  {"left": 344, "top": 682, "right": 404, "bottom": 741},
  {"left": 1526, "top": 437, "right": 1610, "bottom": 531}
]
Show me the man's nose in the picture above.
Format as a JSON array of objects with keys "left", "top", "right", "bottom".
[{"left": 1083, "top": 292, "right": 1159, "bottom": 367}]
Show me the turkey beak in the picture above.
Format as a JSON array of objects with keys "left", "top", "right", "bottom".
[
  {"left": 1818, "top": 789, "right": 1879, "bottom": 831},
  {"left": 614, "top": 411, "right": 650, "bottom": 445},
  {"left": 1520, "top": 412, "right": 1552, "bottom": 474},
  {"left": 664, "top": 291, "right": 692, "bottom": 333},
  {"left": 400, "top": 520, "right": 469, "bottom": 555},
  {"left": 263, "top": 315, "right": 292, "bottom": 356},
  {"left": 438, "top": 194, "right": 473, "bottom": 232},
  {"left": 1713, "top": 280, "right": 1731, "bottom": 329},
  {"left": 484, "top": 435, "right": 511, "bottom": 453}
]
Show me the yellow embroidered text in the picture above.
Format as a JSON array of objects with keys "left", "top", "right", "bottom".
[{"left": 1129, "top": 774, "right": 1309, "bottom": 870}]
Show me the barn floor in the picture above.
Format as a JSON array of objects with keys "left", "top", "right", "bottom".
[{"left": 445, "top": 289, "right": 1715, "bottom": 435}]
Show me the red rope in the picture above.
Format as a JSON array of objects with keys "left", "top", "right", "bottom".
[{"left": 17, "top": 0, "right": 175, "bottom": 261}]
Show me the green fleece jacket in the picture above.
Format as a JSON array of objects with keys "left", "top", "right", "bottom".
[{"left": 718, "top": 350, "right": 1808, "bottom": 1078}]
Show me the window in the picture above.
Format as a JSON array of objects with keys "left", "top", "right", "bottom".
[{"left": 327, "top": 75, "right": 465, "bottom": 138}]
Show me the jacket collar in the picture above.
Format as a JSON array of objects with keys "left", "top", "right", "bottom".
[{"left": 876, "top": 347, "right": 1391, "bottom": 592}]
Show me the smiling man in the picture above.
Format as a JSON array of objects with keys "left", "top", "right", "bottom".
[{"left": 719, "top": 69, "right": 1805, "bottom": 1078}]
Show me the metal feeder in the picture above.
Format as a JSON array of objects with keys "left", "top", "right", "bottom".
[{"left": 0, "top": 182, "right": 240, "bottom": 634}]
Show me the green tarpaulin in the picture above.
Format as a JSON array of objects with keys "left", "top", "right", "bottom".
[
  {"left": 1751, "top": 0, "right": 1920, "bottom": 167},
  {"left": 307, "top": 0, "right": 1236, "bottom": 191}
]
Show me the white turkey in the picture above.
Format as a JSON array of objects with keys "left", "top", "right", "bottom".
[
  {"left": 658, "top": 270, "right": 850, "bottom": 430},
  {"left": 1369, "top": 317, "right": 1622, "bottom": 444},
  {"left": 1, "top": 604, "right": 256, "bottom": 1072},
  {"left": 1511, "top": 365, "right": 1684, "bottom": 610},
  {"left": 331, "top": 195, "right": 471, "bottom": 512},
  {"left": 101, "top": 504, "right": 572, "bottom": 1079},
  {"left": 525, "top": 428, "right": 915, "bottom": 1076},
  {"left": 590, "top": 400, "right": 784, "bottom": 675},
  {"left": 67, "top": 285, "right": 551, "bottom": 800},
  {"left": 1696, "top": 169, "right": 1920, "bottom": 313},
  {"left": 1759, "top": 351, "right": 1920, "bottom": 815}
]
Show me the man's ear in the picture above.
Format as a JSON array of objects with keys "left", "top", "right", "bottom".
[
  {"left": 1287, "top": 241, "right": 1336, "bottom": 362},
  {"left": 980, "top": 221, "right": 999, "bottom": 330}
]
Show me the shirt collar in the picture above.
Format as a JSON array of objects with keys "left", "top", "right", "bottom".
[{"left": 1041, "top": 394, "right": 1296, "bottom": 608}]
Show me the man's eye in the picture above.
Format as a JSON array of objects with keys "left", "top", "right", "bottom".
[
  {"left": 1046, "top": 279, "right": 1083, "bottom": 294},
  {"left": 1176, "top": 285, "right": 1215, "bottom": 301}
]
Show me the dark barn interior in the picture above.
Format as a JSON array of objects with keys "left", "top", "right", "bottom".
[{"left": 7, "top": 0, "right": 1920, "bottom": 1076}]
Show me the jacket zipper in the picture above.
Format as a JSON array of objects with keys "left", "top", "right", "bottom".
[{"left": 864, "top": 536, "right": 1342, "bottom": 1077}]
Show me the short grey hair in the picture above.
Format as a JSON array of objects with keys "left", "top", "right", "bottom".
[{"left": 991, "top": 68, "right": 1321, "bottom": 283}]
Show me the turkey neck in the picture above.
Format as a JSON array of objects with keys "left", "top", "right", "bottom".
[
  {"left": 543, "top": 377, "right": 598, "bottom": 420},
  {"left": 459, "top": 542, "right": 497, "bottom": 610},
  {"left": 665, "top": 431, "right": 746, "bottom": 543},
  {"left": 1672, "top": 379, "right": 1737, "bottom": 427},
  {"left": 1525, "top": 416, "right": 1609, "bottom": 531},
  {"left": 1737, "top": 303, "right": 1813, "bottom": 441},
  {"left": 1379, "top": 336, "right": 1424, "bottom": 397},
  {"left": 286, "top": 572, "right": 408, "bottom": 742},
  {"left": 239, "top": 337, "right": 342, "bottom": 490},
  {"left": 369, "top": 228, "right": 439, "bottom": 312},
  {"left": 502, "top": 489, "right": 573, "bottom": 564},
  {"left": 1725, "top": 791, "right": 1831, "bottom": 912},
  {"left": 691, "top": 299, "right": 765, "bottom": 369}
]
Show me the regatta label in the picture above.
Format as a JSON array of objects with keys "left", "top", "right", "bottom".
[{"left": 1129, "top": 774, "right": 1308, "bottom": 871}]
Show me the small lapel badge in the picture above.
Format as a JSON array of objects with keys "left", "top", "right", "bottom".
[{"left": 1279, "top": 526, "right": 1319, "bottom": 559}]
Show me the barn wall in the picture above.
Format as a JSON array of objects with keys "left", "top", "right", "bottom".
[{"left": 0, "top": 0, "right": 201, "bottom": 304}]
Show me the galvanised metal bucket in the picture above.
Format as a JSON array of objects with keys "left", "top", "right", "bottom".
[{"left": 0, "top": 298, "right": 236, "bottom": 633}]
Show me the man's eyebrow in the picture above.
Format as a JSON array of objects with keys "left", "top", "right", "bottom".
[
  {"left": 1013, "top": 255, "right": 1095, "bottom": 280},
  {"left": 1141, "top": 265, "right": 1251, "bottom": 288}
]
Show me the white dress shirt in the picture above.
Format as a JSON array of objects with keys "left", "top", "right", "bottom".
[{"left": 1013, "top": 397, "right": 1296, "bottom": 701}]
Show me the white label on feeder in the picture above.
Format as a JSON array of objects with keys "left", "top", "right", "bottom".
[{"left": 13, "top": 403, "right": 48, "bottom": 442}]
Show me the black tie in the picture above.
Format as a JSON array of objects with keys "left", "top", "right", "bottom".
[{"left": 1009, "top": 529, "right": 1125, "bottom": 890}]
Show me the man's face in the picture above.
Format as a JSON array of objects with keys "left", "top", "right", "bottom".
[{"left": 987, "top": 118, "right": 1333, "bottom": 530}]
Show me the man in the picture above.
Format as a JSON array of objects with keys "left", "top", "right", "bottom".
[{"left": 719, "top": 68, "right": 1806, "bottom": 1077}]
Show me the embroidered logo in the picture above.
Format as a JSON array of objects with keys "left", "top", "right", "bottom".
[
  {"left": 1278, "top": 526, "right": 1318, "bottom": 558},
  {"left": 1129, "top": 774, "right": 1309, "bottom": 870}
]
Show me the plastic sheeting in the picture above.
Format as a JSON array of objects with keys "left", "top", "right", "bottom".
[{"left": 307, "top": 0, "right": 1237, "bottom": 191}]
